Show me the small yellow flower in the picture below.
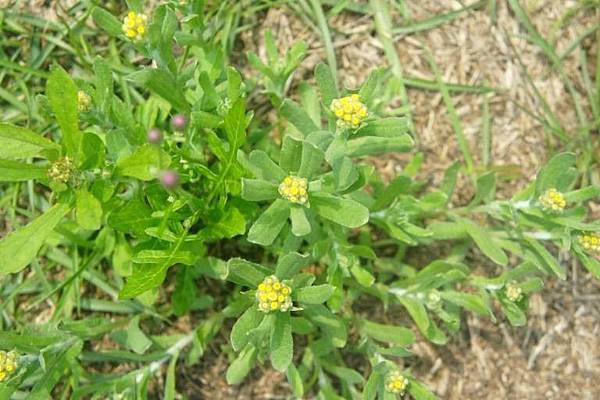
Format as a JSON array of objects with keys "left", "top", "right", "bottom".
[
  {"left": 538, "top": 188, "right": 566, "bottom": 213},
  {"left": 578, "top": 232, "right": 600, "bottom": 253},
  {"left": 48, "top": 157, "right": 74, "bottom": 184},
  {"left": 77, "top": 90, "right": 91, "bottom": 112},
  {"left": 385, "top": 371, "right": 408, "bottom": 395},
  {"left": 0, "top": 350, "right": 18, "bottom": 382},
  {"left": 256, "top": 275, "right": 292, "bottom": 313},
  {"left": 279, "top": 176, "right": 308, "bottom": 205},
  {"left": 122, "top": 10, "right": 148, "bottom": 41},
  {"left": 505, "top": 281, "right": 522, "bottom": 302},
  {"left": 330, "top": 94, "right": 368, "bottom": 129}
]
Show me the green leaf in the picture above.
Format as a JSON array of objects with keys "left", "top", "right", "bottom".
[
  {"left": 226, "top": 344, "right": 258, "bottom": 385},
  {"left": 279, "top": 134, "right": 303, "bottom": 172},
  {"left": 75, "top": 188, "right": 102, "bottom": 230},
  {"left": 440, "top": 291, "right": 493, "bottom": 318},
  {"left": 92, "top": 7, "right": 123, "bottom": 36},
  {"left": 280, "top": 99, "right": 320, "bottom": 136},
  {"left": 298, "top": 140, "right": 324, "bottom": 178},
  {"left": 286, "top": 363, "right": 304, "bottom": 398},
  {"left": 0, "top": 203, "right": 70, "bottom": 275},
  {"left": 358, "top": 68, "right": 382, "bottom": 105},
  {"left": 407, "top": 377, "right": 438, "bottom": 400},
  {"left": 247, "top": 150, "right": 286, "bottom": 183},
  {"left": 275, "top": 252, "right": 311, "bottom": 280},
  {"left": 270, "top": 312, "right": 293, "bottom": 372},
  {"left": 311, "top": 193, "right": 369, "bottom": 228},
  {"left": 0, "top": 159, "right": 47, "bottom": 181},
  {"left": 361, "top": 320, "right": 415, "bottom": 346},
  {"left": 47, "top": 66, "right": 82, "bottom": 160},
  {"left": 132, "top": 250, "right": 195, "bottom": 265},
  {"left": 289, "top": 206, "right": 311, "bottom": 237},
  {"left": 355, "top": 117, "right": 408, "bottom": 137},
  {"left": 294, "top": 284, "right": 334, "bottom": 304},
  {"left": 346, "top": 135, "right": 413, "bottom": 157},
  {"left": 231, "top": 306, "right": 265, "bottom": 351},
  {"left": 241, "top": 178, "right": 278, "bottom": 201},
  {"left": 126, "top": 316, "right": 152, "bottom": 354},
  {"left": 116, "top": 144, "right": 171, "bottom": 180},
  {"left": 145, "top": 68, "right": 190, "bottom": 112},
  {"left": 459, "top": 218, "right": 508, "bottom": 266},
  {"left": 224, "top": 99, "right": 247, "bottom": 149},
  {"left": 247, "top": 199, "right": 290, "bottom": 246},
  {"left": 304, "top": 304, "right": 347, "bottom": 347},
  {"left": 363, "top": 371, "right": 382, "bottom": 400},
  {"left": 315, "top": 63, "right": 338, "bottom": 107},
  {"left": 524, "top": 237, "right": 565, "bottom": 279},
  {"left": 350, "top": 264, "right": 375, "bottom": 287},
  {"left": 80, "top": 132, "right": 106, "bottom": 170},
  {"left": 0, "top": 123, "right": 60, "bottom": 160},
  {"left": 226, "top": 258, "right": 267, "bottom": 287},
  {"left": 398, "top": 297, "right": 447, "bottom": 344},
  {"left": 535, "top": 152, "right": 578, "bottom": 195},
  {"left": 120, "top": 244, "right": 194, "bottom": 299}
]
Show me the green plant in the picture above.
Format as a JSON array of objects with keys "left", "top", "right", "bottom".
[{"left": 1, "top": 1, "right": 599, "bottom": 399}]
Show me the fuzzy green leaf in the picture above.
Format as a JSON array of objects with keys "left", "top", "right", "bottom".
[
  {"left": 311, "top": 193, "right": 369, "bottom": 228},
  {"left": 270, "top": 312, "right": 293, "bottom": 372},
  {"left": 247, "top": 199, "right": 290, "bottom": 246},
  {"left": 47, "top": 66, "right": 82, "bottom": 159},
  {"left": 0, "top": 123, "right": 60, "bottom": 160},
  {"left": 0, "top": 203, "right": 70, "bottom": 275},
  {"left": 0, "top": 159, "right": 47, "bottom": 181},
  {"left": 275, "top": 252, "right": 311, "bottom": 280},
  {"left": 75, "top": 188, "right": 102, "bottom": 230},
  {"left": 294, "top": 284, "right": 334, "bottom": 304}
]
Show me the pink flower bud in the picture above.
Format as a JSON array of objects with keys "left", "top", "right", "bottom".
[
  {"left": 147, "top": 128, "right": 162, "bottom": 144},
  {"left": 171, "top": 114, "right": 187, "bottom": 131},
  {"left": 160, "top": 170, "right": 179, "bottom": 189}
]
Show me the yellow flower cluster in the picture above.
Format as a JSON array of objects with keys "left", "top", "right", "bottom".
[
  {"left": 505, "top": 281, "right": 523, "bottom": 302},
  {"left": 538, "top": 188, "right": 566, "bottom": 212},
  {"left": 48, "top": 157, "right": 74, "bottom": 184},
  {"left": 0, "top": 351, "right": 18, "bottom": 382},
  {"left": 330, "top": 94, "right": 368, "bottom": 128},
  {"left": 122, "top": 11, "right": 147, "bottom": 40},
  {"left": 77, "top": 90, "right": 91, "bottom": 112},
  {"left": 278, "top": 176, "right": 308, "bottom": 205},
  {"left": 578, "top": 232, "right": 600, "bottom": 253},
  {"left": 256, "top": 275, "right": 292, "bottom": 313},
  {"left": 385, "top": 372, "right": 408, "bottom": 395}
]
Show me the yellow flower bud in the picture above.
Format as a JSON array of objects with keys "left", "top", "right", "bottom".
[
  {"left": 279, "top": 176, "right": 309, "bottom": 205},
  {"left": 330, "top": 94, "right": 368, "bottom": 129},
  {"left": 256, "top": 275, "right": 293, "bottom": 313},
  {"left": 122, "top": 11, "right": 148, "bottom": 41}
]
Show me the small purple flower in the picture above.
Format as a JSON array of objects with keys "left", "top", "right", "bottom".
[
  {"left": 171, "top": 114, "right": 187, "bottom": 131},
  {"left": 147, "top": 128, "right": 162, "bottom": 144},
  {"left": 160, "top": 170, "right": 179, "bottom": 189}
]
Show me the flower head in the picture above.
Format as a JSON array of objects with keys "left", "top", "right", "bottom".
[
  {"left": 77, "top": 90, "right": 91, "bottom": 112},
  {"left": 48, "top": 157, "right": 74, "bottom": 184},
  {"left": 171, "top": 114, "right": 187, "bottom": 132},
  {"left": 578, "top": 232, "right": 600, "bottom": 253},
  {"left": 160, "top": 170, "right": 180, "bottom": 189},
  {"left": 385, "top": 371, "right": 408, "bottom": 395},
  {"left": 538, "top": 188, "right": 566, "bottom": 213},
  {"left": 122, "top": 11, "right": 147, "bottom": 41},
  {"left": 330, "top": 94, "right": 368, "bottom": 129},
  {"left": 0, "top": 350, "right": 18, "bottom": 382},
  {"left": 278, "top": 176, "right": 308, "bottom": 205},
  {"left": 147, "top": 128, "right": 163, "bottom": 144},
  {"left": 256, "top": 275, "right": 292, "bottom": 313},
  {"left": 505, "top": 281, "right": 523, "bottom": 302}
]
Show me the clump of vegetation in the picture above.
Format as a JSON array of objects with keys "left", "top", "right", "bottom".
[{"left": 0, "top": 1, "right": 598, "bottom": 399}]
